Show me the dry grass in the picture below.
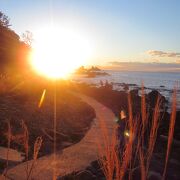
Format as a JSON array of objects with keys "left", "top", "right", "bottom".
[
  {"left": 4, "top": 121, "right": 11, "bottom": 179},
  {"left": 162, "top": 89, "right": 177, "bottom": 179},
  {"left": 0, "top": 74, "right": 20, "bottom": 95},
  {"left": 140, "top": 84, "right": 148, "bottom": 147},
  {"left": 21, "top": 120, "right": 29, "bottom": 175},
  {"left": 98, "top": 87, "right": 177, "bottom": 180},
  {"left": 0, "top": 75, "right": 9, "bottom": 95},
  {"left": 145, "top": 96, "right": 161, "bottom": 174},
  {"left": 26, "top": 136, "right": 42, "bottom": 180},
  {"left": 3, "top": 120, "right": 43, "bottom": 180},
  {"left": 97, "top": 116, "right": 117, "bottom": 180}
]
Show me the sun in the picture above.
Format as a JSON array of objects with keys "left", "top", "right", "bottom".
[{"left": 30, "top": 26, "right": 92, "bottom": 79}]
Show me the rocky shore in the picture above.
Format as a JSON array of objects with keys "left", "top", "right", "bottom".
[
  {"left": 75, "top": 66, "right": 109, "bottom": 78},
  {"left": 66, "top": 82, "right": 180, "bottom": 180}
]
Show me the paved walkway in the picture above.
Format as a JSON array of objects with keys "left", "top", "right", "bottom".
[
  {"left": 5, "top": 93, "right": 116, "bottom": 180},
  {"left": 0, "top": 147, "right": 24, "bottom": 162}
]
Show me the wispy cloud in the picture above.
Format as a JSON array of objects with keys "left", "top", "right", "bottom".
[
  {"left": 107, "top": 61, "right": 180, "bottom": 72},
  {"left": 108, "top": 61, "right": 124, "bottom": 65},
  {"left": 147, "top": 50, "right": 180, "bottom": 58}
]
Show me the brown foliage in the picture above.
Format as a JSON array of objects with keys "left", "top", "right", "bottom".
[{"left": 98, "top": 87, "right": 177, "bottom": 180}]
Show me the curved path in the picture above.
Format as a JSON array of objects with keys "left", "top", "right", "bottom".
[{"left": 5, "top": 93, "right": 116, "bottom": 180}]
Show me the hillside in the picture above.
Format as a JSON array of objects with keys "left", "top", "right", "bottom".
[{"left": 0, "top": 16, "right": 30, "bottom": 75}]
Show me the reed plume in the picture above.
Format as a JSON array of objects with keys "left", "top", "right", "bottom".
[{"left": 162, "top": 89, "right": 177, "bottom": 179}]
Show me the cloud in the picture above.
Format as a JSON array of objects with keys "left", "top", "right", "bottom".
[
  {"left": 106, "top": 61, "right": 180, "bottom": 72},
  {"left": 147, "top": 50, "right": 180, "bottom": 58},
  {"left": 109, "top": 61, "right": 123, "bottom": 65},
  {"left": 176, "top": 59, "right": 180, "bottom": 63}
]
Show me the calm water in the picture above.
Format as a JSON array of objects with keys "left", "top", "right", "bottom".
[{"left": 72, "top": 70, "right": 180, "bottom": 110}]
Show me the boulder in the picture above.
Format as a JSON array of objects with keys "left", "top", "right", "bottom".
[
  {"left": 147, "top": 90, "right": 167, "bottom": 109},
  {"left": 72, "top": 170, "right": 97, "bottom": 180},
  {"left": 148, "top": 171, "right": 162, "bottom": 180},
  {"left": 130, "top": 89, "right": 139, "bottom": 97}
]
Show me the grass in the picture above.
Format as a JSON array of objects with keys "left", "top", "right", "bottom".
[
  {"left": 0, "top": 75, "right": 9, "bottom": 95},
  {"left": 3, "top": 120, "right": 43, "bottom": 180},
  {"left": 4, "top": 121, "right": 11, "bottom": 179},
  {"left": 162, "top": 89, "right": 177, "bottom": 180},
  {"left": 98, "top": 87, "right": 177, "bottom": 180}
]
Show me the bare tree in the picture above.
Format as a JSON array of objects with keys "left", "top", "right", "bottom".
[
  {"left": 22, "top": 31, "right": 33, "bottom": 46},
  {"left": 0, "top": 11, "right": 11, "bottom": 27}
]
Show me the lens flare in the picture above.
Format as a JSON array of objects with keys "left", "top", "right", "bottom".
[
  {"left": 124, "top": 131, "right": 130, "bottom": 137},
  {"left": 38, "top": 89, "right": 46, "bottom": 108}
]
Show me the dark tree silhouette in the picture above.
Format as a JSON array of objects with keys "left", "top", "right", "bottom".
[
  {"left": 0, "top": 11, "right": 30, "bottom": 74},
  {"left": 0, "top": 11, "right": 11, "bottom": 27}
]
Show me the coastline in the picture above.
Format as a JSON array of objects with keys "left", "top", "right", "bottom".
[
  {"left": 72, "top": 70, "right": 180, "bottom": 111},
  {"left": 67, "top": 82, "right": 180, "bottom": 179}
]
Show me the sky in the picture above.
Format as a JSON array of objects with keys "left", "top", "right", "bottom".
[{"left": 1, "top": 0, "right": 180, "bottom": 66}]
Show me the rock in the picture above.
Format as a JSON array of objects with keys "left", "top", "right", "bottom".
[
  {"left": 147, "top": 90, "right": 167, "bottom": 109},
  {"left": 169, "top": 158, "right": 180, "bottom": 166},
  {"left": 123, "top": 84, "right": 129, "bottom": 91},
  {"left": 130, "top": 89, "right": 139, "bottom": 97},
  {"left": 175, "top": 111, "right": 180, "bottom": 127},
  {"left": 59, "top": 160, "right": 104, "bottom": 180},
  {"left": 88, "top": 161, "right": 104, "bottom": 179},
  {"left": 90, "top": 160, "right": 100, "bottom": 170},
  {"left": 148, "top": 171, "right": 162, "bottom": 180},
  {"left": 96, "top": 170, "right": 105, "bottom": 179},
  {"left": 58, "top": 171, "right": 77, "bottom": 180},
  {"left": 75, "top": 170, "right": 97, "bottom": 180},
  {"left": 160, "top": 135, "right": 180, "bottom": 147},
  {"left": 149, "top": 158, "right": 164, "bottom": 174},
  {"left": 128, "top": 83, "right": 137, "bottom": 87},
  {"left": 86, "top": 166, "right": 98, "bottom": 176},
  {"left": 131, "top": 167, "right": 141, "bottom": 180},
  {"left": 174, "top": 111, "right": 180, "bottom": 140},
  {"left": 166, "top": 167, "right": 180, "bottom": 180}
]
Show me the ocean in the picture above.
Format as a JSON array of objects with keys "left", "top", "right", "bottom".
[{"left": 72, "top": 70, "right": 180, "bottom": 110}]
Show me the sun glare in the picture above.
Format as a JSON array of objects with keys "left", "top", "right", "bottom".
[{"left": 30, "top": 27, "right": 92, "bottom": 78}]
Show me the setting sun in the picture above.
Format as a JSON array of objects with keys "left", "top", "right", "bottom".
[{"left": 30, "top": 26, "right": 92, "bottom": 78}]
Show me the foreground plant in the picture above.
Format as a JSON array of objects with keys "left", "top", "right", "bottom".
[
  {"left": 3, "top": 120, "right": 43, "bottom": 180},
  {"left": 98, "top": 88, "right": 177, "bottom": 180}
]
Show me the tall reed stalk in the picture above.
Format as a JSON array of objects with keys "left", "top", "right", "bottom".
[
  {"left": 21, "top": 120, "right": 29, "bottom": 177},
  {"left": 162, "top": 89, "right": 177, "bottom": 179},
  {"left": 145, "top": 96, "right": 161, "bottom": 175},
  {"left": 26, "top": 136, "right": 42, "bottom": 180},
  {"left": 3, "top": 120, "right": 42, "bottom": 180},
  {"left": 4, "top": 121, "right": 11, "bottom": 179},
  {"left": 98, "top": 87, "right": 177, "bottom": 180},
  {"left": 97, "top": 116, "right": 117, "bottom": 180}
]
